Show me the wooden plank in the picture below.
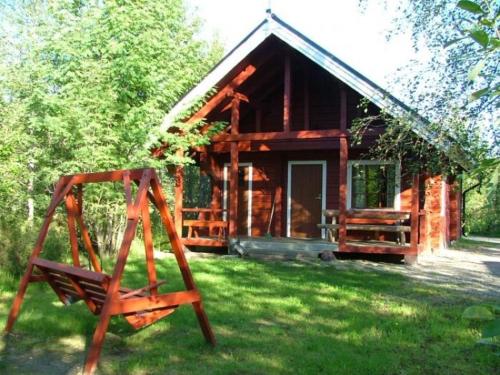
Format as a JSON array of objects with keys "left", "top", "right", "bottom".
[
  {"left": 69, "top": 193, "right": 102, "bottom": 272},
  {"left": 322, "top": 209, "right": 411, "bottom": 220},
  {"left": 110, "top": 290, "right": 201, "bottom": 315},
  {"left": 338, "top": 137, "right": 348, "bottom": 251},
  {"left": 65, "top": 192, "right": 81, "bottom": 267},
  {"left": 120, "top": 280, "right": 167, "bottom": 299},
  {"left": 229, "top": 144, "right": 239, "bottom": 238},
  {"left": 186, "top": 64, "right": 256, "bottom": 125},
  {"left": 124, "top": 307, "right": 176, "bottom": 330},
  {"left": 174, "top": 163, "right": 184, "bottom": 237},
  {"left": 181, "top": 208, "right": 226, "bottom": 213},
  {"left": 183, "top": 220, "right": 227, "bottom": 228},
  {"left": 319, "top": 224, "right": 411, "bottom": 232},
  {"left": 32, "top": 258, "right": 109, "bottom": 284},
  {"left": 340, "top": 84, "right": 347, "bottom": 131},
  {"left": 142, "top": 199, "right": 158, "bottom": 295},
  {"left": 212, "top": 129, "right": 348, "bottom": 142},
  {"left": 182, "top": 238, "right": 228, "bottom": 247},
  {"left": 283, "top": 55, "right": 291, "bottom": 132},
  {"left": 344, "top": 244, "right": 416, "bottom": 255},
  {"left": 61, "top": 169, "right": 150, "bottom": 185}
]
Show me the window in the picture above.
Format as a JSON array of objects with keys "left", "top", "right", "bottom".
[{"left": 347, "top": 161, "right": 400, "bottom": 209}]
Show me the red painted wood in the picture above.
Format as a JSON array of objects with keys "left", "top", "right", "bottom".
[
  {"left": 344, "top": 244, "right": 416, "bottom": 255},
  {"left": 212, "top": 129, "right": 348, "bottom": 142},
  {"left": 65, "top": 192, "right": 81, "bottom": 267},
  {"left": 410, "top": 174, "right": 420, "bottom": 254},
  {"left": 283, "top": 55, "right": 291, "bottom": 132},
  {"left": 340, "top": 84, "right": 347, "bottom": 131},
  {"left": 338, "top": 137, "right": 348, "bottom": 251},
  {"left": 174, "top": 165, "right": 184, "bottom": 237}
]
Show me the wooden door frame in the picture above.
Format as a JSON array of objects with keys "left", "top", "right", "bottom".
[
  {"left": 286, "top": 160, "right": 327, "bottom": 239},
  {"left": 223, "top": 162, "right": 253, "bottom": 236}
]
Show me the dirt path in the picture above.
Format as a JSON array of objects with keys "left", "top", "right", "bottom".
[{"left": 341, "top": 237, "right": 500, "bottom": 298}]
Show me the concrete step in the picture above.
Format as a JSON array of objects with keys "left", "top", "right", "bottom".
[{"left": 230, "top": 237, "right": 338, "bottom": 258}]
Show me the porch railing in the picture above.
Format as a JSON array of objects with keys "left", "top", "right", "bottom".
[{"left": 180, "top": 208, "right": 228, "bottom": 246}]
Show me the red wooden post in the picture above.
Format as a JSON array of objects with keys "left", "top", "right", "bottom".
[
  {"left": 338, "top": 137, "right": 348, "bottom": 251},
  {"left": 410, "top": 173, "right": 420, "bottom": 255},
  {"left": 84, "top": 171, "right": 152, "bottom": 375},
  {"left": 229, "top": 97, "right": 240, "bottom": 237},
  {"left": 142, "top": 198, "right": 158, "bottom": 295},
  {"left": 283, "top": 54, "right": 291, "bottom": 133},
  {"left": 174, "top": 163, "right": 184, "bottom": 237},
  {"left": 65, "top": 192, "right": 81, "bottom": 267},
  {"left": 149, "top": 174, "right": 216, "bottom": 347},
  {"left": 4, "top": 178, "right": 66, "bottom": 333},
  {"left": 340, "top": 84, "right": 347, "bottom": 131}
]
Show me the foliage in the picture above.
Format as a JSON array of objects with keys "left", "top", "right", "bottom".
[
  {"left": 0, "top": 1, "right": 223, "bottom": 255},
  {"left": 356, "top": 0, "right": 499, "bottom": 233},
  {"left": 351, "top": 99, "right": 489, "bottom": 176},
  {"left": 0, "top": 256, "right": 499, "bottom": 373}
]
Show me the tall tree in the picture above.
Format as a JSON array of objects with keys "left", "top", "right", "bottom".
[{"left": 0, "top": 0, "right": 223, "bottom": 253}]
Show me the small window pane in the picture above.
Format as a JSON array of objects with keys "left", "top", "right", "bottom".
[{"left": 351, "top": 163, "right": 396, "bottom": 209}]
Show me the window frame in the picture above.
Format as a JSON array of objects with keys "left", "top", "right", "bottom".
[{"left": 346, "top": 160, "right": 401, "bottom": 210}]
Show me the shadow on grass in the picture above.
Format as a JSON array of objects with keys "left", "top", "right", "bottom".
[{"left": 1, "top": 256, "right": 498, "bottom": 374}]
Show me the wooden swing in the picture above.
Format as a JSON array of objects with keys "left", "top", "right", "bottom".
[{"left": 4, "top": 168, "right": 216, "bottom": 375}]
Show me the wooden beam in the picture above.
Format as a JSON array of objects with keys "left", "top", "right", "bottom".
[
  {"left": 4, "top": 177, "right": 65, "bottom": 333},
  {"left": 283, "top": 55, "right": 291, "bottom": 132},
  {"left": 338, "top": 137, "right": 348, "bottom": 251},
  {"left": 84, "top": 170, "right": 152, "bottom": 375},
  {"left": 141, "top": 199, "right": 158, "bottom": 295},
  {"left": 304, "top": 68, "right": 310, "bottom": 130},
  {"left": 65, "top": 192, "right": 81, "bottom": 267},
  {"left": 340, "top": 84, "right": 347, "bottom": 131},
  {"left": 187, "top": 65, "right": 256, "bottom": 125},
  {"left": 229, "top": 98, "right": 240, "bottom": 237},
  {"left": 212, "top": 129, "right": 348, "bottom": 142},
  {"left": 230, "top": 96, "right": 241, "bottom": 135},
  {"left": 410, "top": 174, "right": 420, "bottom": 254},
  {"left": 110, "top": 290, "right": 201, "bottom": 315},
  {"left": 229, "top": 142, "right": 239, "bottom": 237}
]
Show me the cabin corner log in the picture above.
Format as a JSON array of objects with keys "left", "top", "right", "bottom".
[{"left": 338, "top": 137, "right": 348, "bottom": 251}]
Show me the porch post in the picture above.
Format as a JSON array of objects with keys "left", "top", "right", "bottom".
[
  {"left": 174, "top": 164, "right": 184, "bottom": 237},
  {"left": 338, "top": 136, "right": 348, "bottom": 251},
  {"left": 408, "top": 173, "right": 420, "bottom": 263},
  {"left": 229, "top": 96, "right": 240, "bottom": 237}
]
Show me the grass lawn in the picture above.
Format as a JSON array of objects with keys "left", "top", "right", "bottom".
[{"left": 0, "top": 251, "right": 498, "bottom": 374}]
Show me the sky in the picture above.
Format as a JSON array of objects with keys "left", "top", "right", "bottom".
[{"left": 185, "top": 0, "right": 429, "bottom": 97}]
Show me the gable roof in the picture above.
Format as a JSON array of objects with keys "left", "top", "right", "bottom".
[
  {"left": 159, "top": 12, "right": 478, "bottom": 170},
  {"left": 161, "top": 12, "right": 432, "bottom": 137}
]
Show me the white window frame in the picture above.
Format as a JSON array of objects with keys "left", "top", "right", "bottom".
[
  {"left": 347, "top": 160, "right": 401, "bottom": 210},
  {"left": 286, "top": 160, "right": 327, "bottom": 239},
  {"left": 223, "top": 162, "right": 253, "bottom": 236}
]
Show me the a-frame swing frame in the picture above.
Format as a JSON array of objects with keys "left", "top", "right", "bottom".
[{"left": 4, "top": 168, "right": 216, "bottom": 374}]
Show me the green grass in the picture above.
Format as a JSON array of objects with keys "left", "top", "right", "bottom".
[{"left": 0, "top": 254, "right": 498, "bottom": 374}]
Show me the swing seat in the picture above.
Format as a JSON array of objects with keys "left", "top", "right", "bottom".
[{"left": 32, "top": 257, "right": 175, "bottom": 329}]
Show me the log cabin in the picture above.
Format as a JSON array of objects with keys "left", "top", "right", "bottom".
[{"left": 159, "top": 12, "right": 462, "bottom": 263}]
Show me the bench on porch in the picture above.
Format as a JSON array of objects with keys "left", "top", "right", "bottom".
[
  {"left": 318, "top": 209, "right": 411, "bottom": 245},
  {"left": 181, "top": 208, "right": 228, "bottom": 246}
]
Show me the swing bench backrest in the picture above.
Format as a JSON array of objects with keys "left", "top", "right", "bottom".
[{"left": 32, "top": 257, "right": 111, "bottom": 315}]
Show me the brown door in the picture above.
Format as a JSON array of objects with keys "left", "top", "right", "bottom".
[
  {"left": 289, "top": 163, "right": 324, "bottom": 238},
  {"left": 225, "top": 164, "right": 251, "bottom": 236}
]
